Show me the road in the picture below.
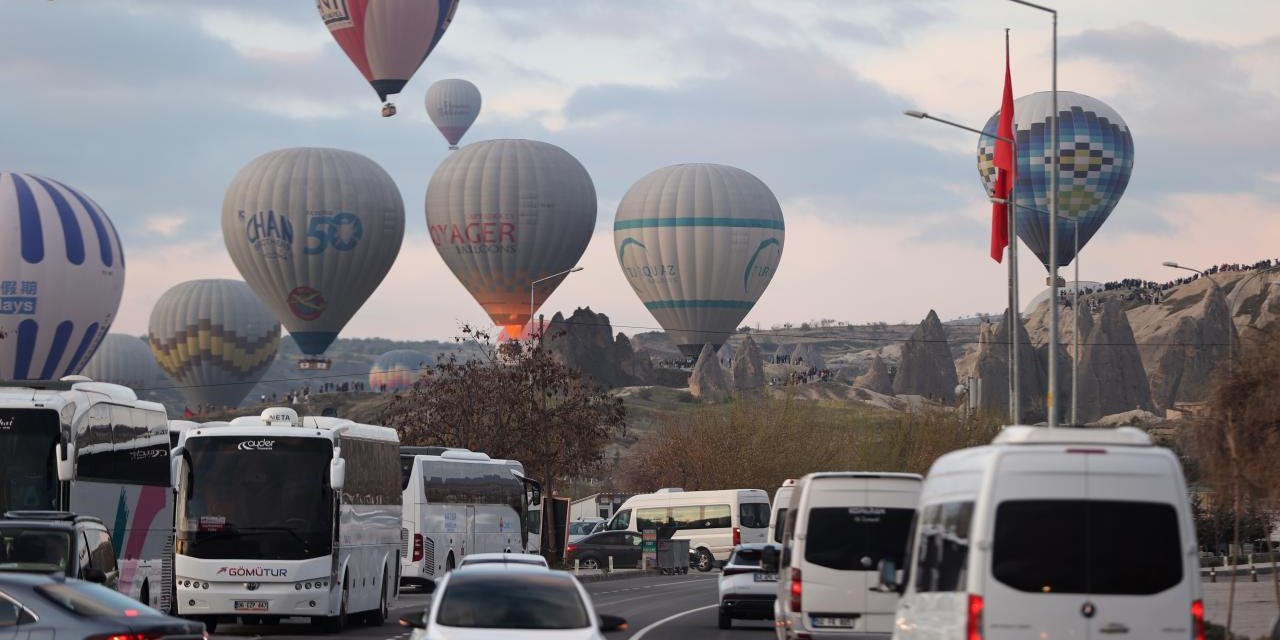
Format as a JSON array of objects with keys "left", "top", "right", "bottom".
[{"left": 209, "top": 572, "right": 757, "bottom": 640}]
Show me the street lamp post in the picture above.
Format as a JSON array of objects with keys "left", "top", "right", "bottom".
[
  {"left": 1162, "top": 261, "right": 1231, "bottom": 371},
  {"left": 529, "top": 267, "right": 584, "bottom": 343},
  {"left": 1009, "top": 0, "right": 1059, "bottom": 427},
  {"left": 904, "top": 109, "right": 1020, "bottom": 424},
  {"left": 1072, "top": 217, "right": 1079, "bottom": 424}
]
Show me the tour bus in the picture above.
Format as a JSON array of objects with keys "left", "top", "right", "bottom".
[
  {"left": 768, "top": 479, "right": 796, "bottom": 544},
  {"left": 887, "top": 426, "right": 1203, "bottom": 640},
  {"left": 0, "top": 377, "right": 173, "bottom": 611},
  {"left": 171, "top": 408, "right": 401, "bottom": 633},
  {"left": 399, "top": 448, "right": 542, "bottom": 586},
  {"left": 606, "top": 488, "right": 771, "bottom": 571}
]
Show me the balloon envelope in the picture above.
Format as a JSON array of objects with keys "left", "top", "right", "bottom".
[
  {"left": 148, "top": 279, "right": 280, "bottom": 409},
  {"left": 222, "top": 148, "right": 405, "bottom": 355},
  {"left": 318, "top": 0, "right": 459, "bottom": 103},
  {"left": 613, "top": 164, "right": 785, "bottom": 356},
  {"left": 425, "top": 139, "right": 596, "bottom": 335},
  {"left": 0, "top": 173, "right": 124, "bottom": 380},
  {"left": 81, "top": 334, "right": 159, "bottom": 390},
  {"left": 369, "top": 349, "right": 433, "bottom": 392},
  {"left": 978, "top": 91, "right": 1135, "bottom": 269},
  {"left": 426, "top": 78, "right": 481, "bottom": 148}
]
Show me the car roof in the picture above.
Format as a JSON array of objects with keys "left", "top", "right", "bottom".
[
  {"left": 1, "top": 511, "right": 104, "bottom": 528},
  {"left": 0, "top": 572, "right": 63, "bottom": 587},
  {"left": 733, "top": 543, "right": 780, "bottom": 551},
  {"left": 447, "top": 565, "right": 579, "bottom": 585},
  {"left": 462, "top": 553, "right": 546, "bottom": 563}
]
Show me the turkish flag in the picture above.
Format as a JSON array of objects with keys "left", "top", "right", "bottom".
[{"left": 991, "top": 39, "right": 1016, "bottom": 263}]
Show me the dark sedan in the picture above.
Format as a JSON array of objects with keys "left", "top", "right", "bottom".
[
  {"left": 0, "top": 572, "right": 205, "bottom": 639},
  {"left": 564, "top": 531, "right": 645, "bottom": 570}
]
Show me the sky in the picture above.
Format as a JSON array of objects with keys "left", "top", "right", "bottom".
[{"left": 4, "top": 0, "right": 1279, "bottom": 341}]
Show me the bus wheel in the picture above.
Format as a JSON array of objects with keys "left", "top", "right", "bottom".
[
  {"left": 320, "top": 581, "right": 348, "bottom": 633},
  {"left": 364, "top": 575, "right": 388, "bottom": 626}
]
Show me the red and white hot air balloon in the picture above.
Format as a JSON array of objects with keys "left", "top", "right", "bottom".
[{"left": 317, "top": 0, "right": 460, "bottom": 117}]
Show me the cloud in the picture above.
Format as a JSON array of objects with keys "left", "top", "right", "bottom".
[{"left": 143, "top": 215, "right": 188, "bottom": 237}]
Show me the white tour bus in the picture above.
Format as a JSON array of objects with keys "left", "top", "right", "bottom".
[
  {"left": 0, "top": 377, "right": 173, "bottom": 611},
  {"left": 399, "top": 448, "right": 542, "bottom": 586},
  {"left": 887, "top": 426, "right": 1203, "bottom": 640},
  {"left": 771, "top": 472, "right": 922, "bottom": 639},
  {"left": 768, "top": 479, "right": 796, "bottom": 544},
  {"left": 172, "top": 408, "right": 402, "bottom": 633},
  {"left": 606, "top": 488, "right": 771, "bottom": 571}
]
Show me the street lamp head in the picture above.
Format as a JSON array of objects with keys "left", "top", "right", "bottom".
[
  {"left": 1161, "top": 261, "right": 1180, "bottom": 269},
  {"left": 902, "top": 110, "right": 927, "bottom": 119},
  {"left": 569, "top": 267, "right": 584, "bottom": 273}
]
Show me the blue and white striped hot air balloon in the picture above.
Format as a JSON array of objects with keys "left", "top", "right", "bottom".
[{"left": 0, "top": 172, "right": 125, "bottom": 380}]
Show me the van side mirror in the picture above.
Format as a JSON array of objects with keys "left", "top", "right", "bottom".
[
  {"left": 55, "top": 442, "right": 74, "bottom": 482},
  {"left": 760, "top": 546, "right": 780, "bottom": 572},
  {"left": 876, "top": 558, "right": 902, "bottom": 594},
  {"left": 83, "top": 567, "right": 107, "bottom": 584},
  {"left": 329, "top": 458, "right": 346, "bottom": 491}
]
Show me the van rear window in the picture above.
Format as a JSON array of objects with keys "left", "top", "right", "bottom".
[
  {"left": 740, "top": 503, "right": 769, "bottom": 529},
  {"left": 993, "top": 500, "right": 1182, "bottom": 595},
  {"left": 805, "top": 507, "right": 914, "bottom": 571}
]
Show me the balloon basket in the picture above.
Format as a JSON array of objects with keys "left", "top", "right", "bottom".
[{"left": 298, "top": 357, "right": 332, "bottom": 371}]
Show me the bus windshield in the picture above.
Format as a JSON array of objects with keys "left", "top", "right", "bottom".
[
  {"left": 178, "top": 436, "right": 333, "bottom": 560},
  {"left": 0, "top": 409, "right": 61, "bottom": 512}
]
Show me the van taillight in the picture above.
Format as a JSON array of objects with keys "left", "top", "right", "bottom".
[
  {"left": 733, "top": 527, "right": 741, "bottom": 546},
  {"left": 966, "top": 594, "right": 983, "bottom": 640},
  {"left": 412, "top": 534, "right": 423, "bottom": 562},
  {"left": 1192, "top": 599, "right": 1205, "bottom": 640},
  {"left": 790, "top": 568, "right": 802, "bottom": 612}
]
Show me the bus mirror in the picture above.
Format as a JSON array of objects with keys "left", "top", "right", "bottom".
[
  {"left": 330, "top": 458, "right": 346, "bottom": 491},
  {"left": 170, "top": 448, "right": 184, "bottom": 489},
  {"left": 55, "top": 444, "right": 73, "bottom": 482}
]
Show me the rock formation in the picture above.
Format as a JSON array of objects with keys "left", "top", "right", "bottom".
[
  {"left": 853, "top": 354, "right": 894, "bottom": 395},
  {"left": 731, "top": 336, "right": 766, "bottom": 392},
  {"left": 1074, "top": 300, "right": 1154, "bottom": 423},
  {"left": 543, "top": 307, "right": 651, "bottom": 387},
  {"left": 689, "top": 343, "right": 729, "bottom": 402},
  {"left": 893, "top": 310, "right": 959, "bottom": 403},
  {"left": 1127, "top": 279, "right": 1233, "bottom": 410},
  {"left": 966, "top": 309, "right": 1042, "bottom": 421}
]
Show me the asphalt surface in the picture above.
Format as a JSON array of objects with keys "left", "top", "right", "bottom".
[{"left": 208, "top": 572, "right": 770, "bottom": 640}]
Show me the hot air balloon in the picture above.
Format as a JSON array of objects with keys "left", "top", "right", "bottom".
[
  {"left": 81, "top": 334, "right": 159, "bottom": 390},
  {"left": 0, "top": 173, "right": 124, "bottom": 380},
  {"left": 613, "top": 164, "right": 785, "bottom": 356},
  {"left": 425, "top": 139, "right": 596, "bottom": 336},
  {"left": 222, "top": 148, "right": 405, "bottom": 368},
  {"left": 369, "top": 349, "right": 433, "bottom": 392},
  {"left": 148, "top": 279, "right": 280, "bottom": 410},
  {"left": 977, "top": 91, "right": 1134, "bottom": 270},
  {"left": 317, "top": 0, "right": 460, "bottom": 116},
  {"left": 426, "top": 78, "right": 481, "bottom": 149}
]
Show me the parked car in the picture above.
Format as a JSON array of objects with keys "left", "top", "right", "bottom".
[
  {"left": 0, "top": 572, "right": 206, "bottom": 639},
  {"left": 568, "top": 518, "right": 605, "bottom": 544},
  {"left": 564, "top": 531, "right": 644, "bottom": 571},
  {"left": 718, "top": 543, "right": 780, "bottom": 629},
  {"left": 0, "top": 511, "right": 118, "bottom": 589},
  {"left": 458, "top": 552, "right": 549, "bottom": 569},
  {"left": 887, "top": 426, "right": 1203, "bottom": 640},
  {"left": 768, "top": 472, "right": 922, "bottom": 639},
  {"left": 397, "top": 564, "right": 626, "bottom": 639}
]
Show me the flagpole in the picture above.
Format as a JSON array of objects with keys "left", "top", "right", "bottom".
[{"left": 1005, "top": 28, "right": 1021, "bottom": 425}]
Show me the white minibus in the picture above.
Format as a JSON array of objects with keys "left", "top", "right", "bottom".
[
  {"left": 771, "top": 472, "right": 922, "bottom": 639},
  {"left": 769, "top": 479, "right": 796, "bottom": 544},
  {"left": 605, "top": 488, "right": 770, "bottom": 571},
  {"left": 887, "top": 426, "right": 1203, "bottom": 640}
]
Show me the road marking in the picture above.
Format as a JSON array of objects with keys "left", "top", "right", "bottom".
[{"left": 628, "top": 603, "right": 719, "bottom": 640}]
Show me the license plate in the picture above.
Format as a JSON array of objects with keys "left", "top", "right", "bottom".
[
  {"left": 753, "top": 573, "right": 778, "bottom": 582},
  {"left": 811, "top": 616, "right": 855, "bottom": 628},
  {"left": 234, "top": 600, "right": 268, "bottom": 612}
]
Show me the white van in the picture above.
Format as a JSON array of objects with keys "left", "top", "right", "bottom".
[
  {"left": 772, "top": 472, "right": 922, "bottom": 640},
  {"left": 769, "top": 479, "right": 796, "bottom": 544},
  {"left": 888, "top": 426, "right": 1203, "bottom": 640},
  {"left": 605, "top": 488, "right": 770, "bottom": 571}
]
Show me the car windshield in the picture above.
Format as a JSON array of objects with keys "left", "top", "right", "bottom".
[
  {"left": 437, "top": 573, "right": 590, "bottom": 629},
  {"left": 177, "top": 436, "right": 333, "bottom": 560},
  {"left": 0, "top": 528, "right": 71, "bottom": 574},
  {"left": 37, "top": 581, "right": 165, "bottom": 617},
  {"left": 0, "top": 409, "right": 61, "bottom": 512},
  {"left": 993, "top": 499, "right": 1182, "bottom": 595},
  {"left": 730, "top": 547, "right": 768, "bottom": 567},
  {"left": 805, "top": 507, "right": 914, "bottom": 571},
  {"left": 569, "top": 522, "right": 597, "bottom": 535},
  {"left": 740, "top": 503, "right": 770, "bottom": 528}
]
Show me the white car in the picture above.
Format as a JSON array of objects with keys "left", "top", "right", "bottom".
[
  {"left": 718, "top": 543, "right": 781, "bottom": 629},
  {"left": 568, "top": 518, "right": 606, "bottom": 543},
  {"left": 458, "top": 552, "right": 549, "bottom": 569},
  {"left": 398, "top": 564, "right": 628, "bottom": 639}
]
